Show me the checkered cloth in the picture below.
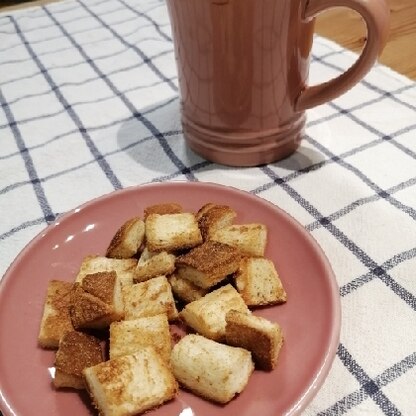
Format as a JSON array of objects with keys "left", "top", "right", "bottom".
[{"left": 1, "top": 0, "right": 415, "bottom": 414}]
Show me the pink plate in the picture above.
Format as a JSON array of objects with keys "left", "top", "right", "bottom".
[{"left": 0, "top": 182, "right": 340, "bottom": 416}]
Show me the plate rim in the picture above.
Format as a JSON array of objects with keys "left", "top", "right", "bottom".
[{"left": 0, "top": 181, "right": 341, "bottom": 416}]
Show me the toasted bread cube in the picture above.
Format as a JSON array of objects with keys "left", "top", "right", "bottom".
[
  {"left": 70, "top": 284, "right": 118, "bottom": 330},
  {"left": 106, "top": 217, "right": 145, "bottom": 259},
  {"left": 123, "top": 276, "right": 178, "bottom": 321},
  {"left": 180, "top": 284, "right": 250, "bottom": 341},
  {"left": 82, "top": 271, "right": 124, "bottom": 319},
  {"left": 211, "top": 224, "right": 267, "bottom": 257},
  {"left": 225, "top": 310, "right": 284, "bottom": 370},
  {"left": 171, "top": 334, "right": 254, "bottom": 404},
  {"left": 118, "top": 274, "right": 134, "bottom": 288},
  {"left": 136, "top": 246, "right": 153, "bottom": 263},
  {"left": 38, "top": 280, "right": 74, "bottom": 349},
  {"left": 134, "top": 250, "right": 175, "bottom": 283},
  {"left": 70, "top": 272, "right": 124, "bottom": 329},
  {"left": 175, "top": 241, "right": 241, "bottom": 289},
  {"left": 84, "top": 347, "right": 178, "bottom": 416},
  {"left": 235, "top": 257, "right": 287, "bottom": 306},
  {"left": 195, "top": 202, "right": 216, "bottom": 221},
  {"left": 109, "top": 314, "right": 171, "bottom": 361},
  {"left": 54, "top": 331, "right": 104, "bottom": 389},
  {"left": 145, "top": 213, "right": 202, "bottom": 252},
  {"left": 168, "top": 274, "right": 208, "bottom": 303},
  {"left": 75, "top": 255, "right": 137, "bottom": 284},
  {"left": 144, "top": 203, "right": 183, "bottom": 219},
  {"left": 196, "top": 203, "right": 236, "bottom": 240}
]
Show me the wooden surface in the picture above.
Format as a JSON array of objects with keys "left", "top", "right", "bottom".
[
  {"left": 0, "top": 0, "right": 60, "bottom": 10},
  {"left": 315, "top": 0, "right": 416, "bottom": 80},
  {"left": 1, "top": 0, "right": 416, "bottom": 80}
]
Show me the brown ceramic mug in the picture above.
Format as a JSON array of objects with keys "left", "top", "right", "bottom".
[{"left": 166, "top": 0, "right": 390, "bottom": 166}]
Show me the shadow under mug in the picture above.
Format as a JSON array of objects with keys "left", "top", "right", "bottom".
[{"left": 166, "top": 0, "right": 390, "bottom": 166}]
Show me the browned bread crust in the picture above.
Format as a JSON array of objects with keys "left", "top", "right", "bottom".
[
  {"left": 144, "top": 203, "right": 183, "bottom": 219},
  {"left": 54, "top": 331, "right": 104, "bottom": 389},
  {"left": 179, "top": 284, "right": 250, "bottom": 341},
  {"left": 175, "top": 240, "right": 241, "bottom": 289},
  {"left": 168, "top": 273, "right": 208, "bottom": 303},
  {"left": 70, "top": 284, "right": 114, "bottom": 330},
  {"left": 134, "top": 250, "right": 176, "bottom": 283},
  {"left": 225, "top": 310, "right": 284, "bottom": 371},
  {"left": 38, "top": 280, "right": 74, "bottom": 349},
  {"left": 106, "top": 217, "right": 145, "bottom": 259},
  {"left": 196, "top": 203, "right": 236, "bottom": 240},
  {"left": 82, "top": 271, "right": 117, "bottom": 304}
]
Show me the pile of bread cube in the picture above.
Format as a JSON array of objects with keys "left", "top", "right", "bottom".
[{"left": 38, "top": 202, "right": 287, "bottom": 416}]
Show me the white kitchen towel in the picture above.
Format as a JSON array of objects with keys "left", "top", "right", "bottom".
[{"left": 0, "top": 0, "right": 415, "bottom": 415}]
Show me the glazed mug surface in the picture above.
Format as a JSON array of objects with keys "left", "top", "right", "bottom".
[{"left": 166, "top": 0, "right": 390, "bottom": 166}]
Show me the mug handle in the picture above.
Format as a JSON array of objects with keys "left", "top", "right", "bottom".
[{"left": 295, "top": 0, "right": 390, "bottom": 111}]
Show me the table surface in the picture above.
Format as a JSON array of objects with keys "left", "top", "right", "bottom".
[{"left": 1, "top": 0, "right": 415, "bottom": 80}]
